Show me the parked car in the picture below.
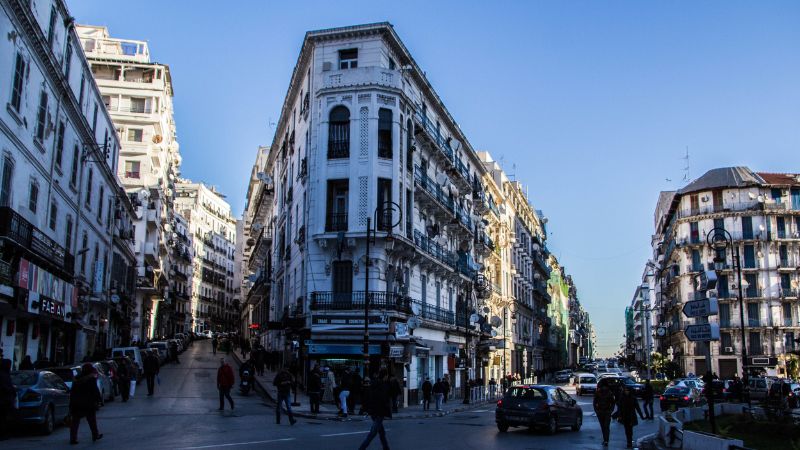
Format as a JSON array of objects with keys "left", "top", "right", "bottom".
[
  {"left": 765, "top": 380, "right": 800, "bottom": 409},
  {"left": 576, "top": 374, "right": 598, "bottom": 396},
  {"left": 92, "top": 362, "right": 114, "bottom": 402},
  {"left": 495, "top": 385, "right": 583, "bottom": 434},
  {"left": 49, "top": 366, "right": 81, "bottom": 390},
  {"left": 703, "top": 380, "right": 733, "bottom": 402},
  {"left": 10, "top": 370, "right": 70, "bottom": 434},
  {"left": 98, "top": 360, "right": 120, "bottom": 396},
  {"left": 671, "top": 378, "right": 705, "bottom": 391},
  {"left": 147, "top": 342, "right": 169, "bottom": 364},
  {"left": 555, "top": 370, "right": 573, "bottom": 384},
  {"left": 167, "top": 338, "right": 183, "bottom": 353},
  {"left": 747, "top": 377, "right": 775, "bottom": 401},
  {"left": 659, "top": 386, "right": 703, "bottom": 411},
  {"left": 111, "top": 347, "right": 144, "bottom": 378},
  {"left": 620, "top": 377, "right": 646, "bottom": 398}
]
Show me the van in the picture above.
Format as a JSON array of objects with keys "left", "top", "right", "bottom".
[
  {"left": 111, "top": 347, "right": 144, "bottom": 378},
  {"left": 147, "top": 341, "right": 169, "bottom": 364},
  {"left": 747, "top": 377, "right": 775, "bottom": 400}
]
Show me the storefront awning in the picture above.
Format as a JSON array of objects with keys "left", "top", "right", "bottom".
[{"left": 307, "top": 343, "right": 381, "bottom": 355}]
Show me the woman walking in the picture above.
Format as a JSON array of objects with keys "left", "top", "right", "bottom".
[
  {"left": 618, "top": 386, "right": 645, "bottom": 449},
  {"left": 593, "top": 382, "right": 616, "bottom": 447},
  {"left": 69, "top": 363, "right": 103, "bottom": 445}
]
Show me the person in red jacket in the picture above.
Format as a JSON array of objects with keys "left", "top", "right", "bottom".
[{"left": 217, "top": 358, "right": 235, "bottom": 411}]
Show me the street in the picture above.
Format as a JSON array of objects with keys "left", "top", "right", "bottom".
[{"left": 4, "top": 341, "right": 659, "bottom": 449}]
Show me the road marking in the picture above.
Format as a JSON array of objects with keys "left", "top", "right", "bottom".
[
  {"left": 471, "top": 409, "right": 490, "bottom": 412},
  {"left": 176, "top": 438, "right": 295, "bottom": 449},
  {"left": 320, "top": 430, "right": 385, "bottom": 437}
]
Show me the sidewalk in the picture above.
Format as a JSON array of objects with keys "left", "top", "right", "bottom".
[{"left": 231, "top": 353, "right": 499, "bottom": 420}]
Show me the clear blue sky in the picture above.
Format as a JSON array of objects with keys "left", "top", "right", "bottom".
[{"left": 70, "top": 0, "right": 800, "bottom": 357}]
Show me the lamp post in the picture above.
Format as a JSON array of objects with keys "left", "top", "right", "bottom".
[
  {"left": 362, "top": 201, "right": 402, "bottom": 379},
  {"left": 707, "top": 227, "right": 751, "bottom": 408}
]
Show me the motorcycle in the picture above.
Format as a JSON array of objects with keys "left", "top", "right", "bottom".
[{"left": 240, "top": 369, "right": 253, "bottom": 395}]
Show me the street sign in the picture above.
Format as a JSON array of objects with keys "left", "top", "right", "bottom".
[
  {"left": 684, "top": 323, "right": 720, "bottom": 342},
  {"left": 698, "top": 270, "right": 718, "bottom": 291},
  {"left": 682, "top": 297, "right": 719, "bottom": 318}
]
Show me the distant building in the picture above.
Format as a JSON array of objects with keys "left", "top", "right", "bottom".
[{"left": 649, "top": 167, "right": 800, "bottom": 378}]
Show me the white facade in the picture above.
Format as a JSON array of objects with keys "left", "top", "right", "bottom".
[
  {"left": 76, "top": 24, "right": 181, "bottom": 341},
  {"left": 0, "top": 0, "right": 133, "bottom": 366}
]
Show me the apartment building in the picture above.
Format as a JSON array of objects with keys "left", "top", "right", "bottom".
[
  {"left": 650, "top": 167, "right": 800, "bottom": 378},
  {"left": 76, "top": 24, "right": 181, "bottom": 341},
  {"left": 171, "top": 212, "right": 193, "bottom": 334},
  {"left": 175, "top": 180, "right": 237, "bottom": 333},
  {"left": 0, "top": 0, "right": 134, "bottom": 366}
]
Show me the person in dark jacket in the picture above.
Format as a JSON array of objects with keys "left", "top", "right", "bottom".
[
  {"left": 618, "top": 386, "right": 645, "bottom": 449},
  {"left": 433, "top": 379, "right": 445, "bottom": 411},
  {"left": 421, "top": 377, "right": 432, "bottom": 411},
  {"left": 307, "top": 366, "right": 322, "bottom": 414},
  {"left": 217, "top": 358, "right": 235, "bottom": 410},
  {"left": 593, "top": 382, "right": 617, "bottom": 447},
  {"left": 273, "top": 369, "right": 296, "bottom": 425},
  {"left": 389, "top": 376, "right": 401, "bottom": 413},
  {"left": 69, "top": 363, "right": 103, "bottom": 445},
  {"left": 169, "top": 341, "right": 180, "bottom": 364},
  {"left": 19, "top": 355, "right": 33, "bottom": 370},
  {"left": 358, "top": 369, "right": 392, "bottom": 450},
  {"left": 143, "top": 351, "right": 159, "bottom": 396},
  {"left": 211, "top": 336, "right": 218, "bottom": 355},
  {"left": 442, "top": 375, "right": 451, "bottom": 404},
  {"left": 0, "top": 359, "right": 15, "bottom": 441},
  {"left": 116, "top": 359, "right": 131, "bottom": 402},
  {"left": 642, "top": 379, "right": 654, "bottom": 419}
]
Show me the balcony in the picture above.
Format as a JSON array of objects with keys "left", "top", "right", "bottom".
[
  {"left": 322, "top": 66, "right": 400, "bottom": 91},
  {"left": 675, "top": 201, "right": 788, "bottom": 220},
  {"left": 413, "top": 229, "right": 455, "bottom": 269},
  {"left": 325, "top": 213, "right": 348, "bottom": 232},
  {"left": 474, "top": 231, "right": 495, "bottom": 256},
  {"left": 747, "top": 318, "right": 767, "bottom": 327},
  {"left": 414, "top": 167, "right": 455, "bottom": 218},
  {"left": 309, "top": 291, "right": 411, "bottom": 313},
  {"left": 451, "top": 203, "right": 474, "bottom": 236},
  {"left": 782, "top": 288, "right": 799, "bottom": 298},
  {"left": 413, "top": 300, "right": 455, "bottom": 325},
  {"left": 744, "top": 288, "right": 763, "bottom": 299},
  {"left": 413, "top": 111, "right": 471, "bottom": 190}
]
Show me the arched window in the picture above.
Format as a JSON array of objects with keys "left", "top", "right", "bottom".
[{"left": 328, "top": 106, "right": 350, "bottom": 159}]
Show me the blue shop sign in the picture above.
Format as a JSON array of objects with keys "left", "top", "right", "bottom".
[{"left": 307, "top": 344, "right": 381, "bottom": 355}]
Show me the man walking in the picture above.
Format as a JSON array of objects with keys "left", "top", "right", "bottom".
[
  {"left": 618, "top": 386, "right": 645, "bottom": 449},
  {"left": 273, "top": 368, "right": 297, "bottom": 425},
  {"left": 211, "top": 336, "right": 218, "bottom": 355},
  {"left": 0, "top": 359, "right": 15, "bottom": 440},
  {"left": 338, "top": 368, "right": 352, "bottom": 418},
  {"left": 307, "top": 366, "right": 322, "bottom": 414},
  {"left": 442, "top": 375, "right": 450, "bottom": 404},
  {"left": 642, "top": 379, "right": 654, "bottom": 420},
  {"left": 169, "top": 340, "right": 180, "bottom": 364},
  {"left": 69, "top": 363, "right": 103, "bottom": 445},
  {"left": 389, "top": 375, "right": 401, "bottom": 413},
  {"left": 593, "top": 382, "right": 617, "bottom": 447},
  {"left": 421, "top": 377, "right": 432, "bottom": 411},
  {"left": 143, "top": 350, "right": 159, "bottom": 396},
  {"left": 433, "top": 378, "right": 444, "bottom": 411},
  {"left": 216, "top": 358, "right": 235, "bottom": 411},
  {"left": 358, "top": 369, "right": 392, "bottom": 450}
]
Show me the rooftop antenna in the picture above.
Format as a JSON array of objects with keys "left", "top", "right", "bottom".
[
  {"left": 510, "top": 163, "right": 516, "bottom": 180},
  {"left": 682, "top": 146, "right": 690, "bottom": 182},
  {"left": 268, "top": 117, "right": 276, "bottom": 130}
]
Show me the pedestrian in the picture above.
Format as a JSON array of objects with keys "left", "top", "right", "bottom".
[
  {"left": 216, "top": 358, "right": 235, "bottom": 411},
  {"left": 211, "top": 336, "right": 218, "bottom": 355},
  {"left": 593, "top": 382, "right": 616, "bottom": 447},
  {"left": 116, "top": 359, "right": 131, "bottom": 402},
  {"left": 618, "top": 386, "right": 645, "bottom": 449},
  {"left": 323, "top": 367, "right": 337, "bottom": 403},
  {"left": 0, "top": 359, "right": 15, "bottom": 441},
  {"left": 143, "top": 350, "right": 159, "bottom": 396},
  {"left": 642, "top": 379, "right": 654, "bottom": 420},
  {"left": 273, "top": 368, "right": 296, "bottom": 425},
  {"left": 68, "top": 363, "right": 103, "bottom": 445},
  {"left": 338, "top": 368, "right": 352, "bottom": 417},
  {"left": 421, "top": 377, "right": 432, "bottom": 411},
  {"left": 442, "top": 375, "right": 450, "bottom": 403},
  {"left": 358, "top": 369, "right": 392, "bottom": 450},
  {"left": 19, "top": 355, "right": 33, "bottom": 370},
  {"left": 254, "top": 346, "right": 265, "bottom": 376},
  {"left": 308, "top": 366, "right": 322, "bottom": 414},
  {"left": 169, "top": 340, "right": 180, "bottom": 364},
  {"left": 433, "top": 378, "right": 444, "bottom": 411},
  {"left": 389, "top": 375, "right": 401, "bottom": 413}
]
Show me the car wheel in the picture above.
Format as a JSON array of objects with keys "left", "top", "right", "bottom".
[
  {"left": 40, "top": 405, "right": 55, "bottom": 435},
  {"left": 497, "top": 421, "right": 509, "bottom": 433},
  {"left": 571, "top": 414, "right": 582, "bottom": 431},
  {"left": 547, "top": 415, "right": 558, "bottom": 435}
]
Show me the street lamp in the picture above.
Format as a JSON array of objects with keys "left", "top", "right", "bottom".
[
  {"left": 706, "top": 227, "right": 751, "bottom": 408},
  {"left": 362, "top": 201, "right": 402, "bottom": 379}
]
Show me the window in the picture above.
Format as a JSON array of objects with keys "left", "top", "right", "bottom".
[
  {"left": 130, "top": 97, "right": 146, "bottom": 113},
  {"left": 718, "top": 274, "right": 729, "bottom": 298},
  {"left": 28, "top": 180, "right": 39, "bottom": 213},
  {"left": 749, "top": 332, "right": 762, "bottom": 355},
  {"left": 388, "top": 58, "right": 396, "bottom": 70},
  {"left": 689, "top": 222, "right": 699, "bottom": 243},
  {"left": 747, "top": 302, "right": 760, "bottom": 326},
  {"left": 331, "top": 260, "right": 353, "bottom": 301},
  {"left": 64, "top": 42, "right": 72, "bottom": 77},
  {"left": 745, "top": 273, "right": 758, "bottom": 298},
  {"left": 712, "top": 190, "right": 723, "bottom": 210},
  {"left": 787, "top": 332, "right": 796, "bottom": 352},
  {"left": 742, "top": 216, "right": 753, "bottom": 239},
  {"left": 743, "top": 245, "right": 755, "bottom": 268},
  {"left": 719, "top": 303, "right": 730, "bottom": 327},
  {"left": 78, "top": 74, "right": 85, "bottom": 107},
  {"left": 0, "top": 157, "right": 13, "bottom": 207},
  {"left": 338, "top": 48, "right": 358, "bottom": 69},
  {"left": 92, "top": 103, "right": 98, "bottom": 132},
  {"left": 777, "top": 217, "right": 786, "bottom": 239},
  {"left": 783, "top": 303, "right": 793, "bottom": 327},
  {"left": 377, "top": 178, "right": 392, "bottom": 231},
  {"left": 85, "top": 169, "right": 93, "bottom": 206},
  {"left": 70, "top": 145, "right": 79, "bottom": 186},
  {"left": 325, "top": 179, "right": 349, "bottom": 231},
  {"left": 691, "top": 249, "right": 701, "bottom": 272},
  {"left": 11, "top": 53, "right": 26, "bottom": 112},
  {"left": 771, "top": 188, "right": 782, "bottom": 204},
  {"left": 49, "top": 202, "right": 57, "bottom": 230},
  {"left": 721, "top": 332, "right": 732, "bottom": 353},
  {"left": 378, "top": 108, "right": 392, "bottom": 158},
  {"left": 47, "top": 6, "right": 57, "bottom": 48},
  {"left": 35, "top": 91, "right": 48, "bottom": 142},
  {"left": 97, "top": 187, "right": 104, "bottom": 221},
  {"left": 65, "top": 215, "right": 73, "bottom": 250},
  {"left": 406, "top": 119, "right": 414, "bottom": 171},
  {"left": 421, "top": 274, "right": 427, "bottom": 303},
  {"left": 127, "top": 128, "right": 143, "bottom": 142},
  {"left": 125, "top": 160, "right": 140, "bottom": 178},
  {"left": 55, "top": 122, "right": 65, "bottom": 169},
  {"left": 327, "top": 106, "right": 350, "bottom": 159}
]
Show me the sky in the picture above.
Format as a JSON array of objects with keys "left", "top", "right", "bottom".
[{"left": 69, "top": 0, "right": 800, "bottom": 357}]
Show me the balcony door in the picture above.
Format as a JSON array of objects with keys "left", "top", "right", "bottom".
[{"left": 332, "top": 260, "right": 353, "bottom": 307}]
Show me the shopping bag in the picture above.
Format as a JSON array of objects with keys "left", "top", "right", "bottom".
[{"left": 130, "top": 379, "right": 137, "bottom": 398}]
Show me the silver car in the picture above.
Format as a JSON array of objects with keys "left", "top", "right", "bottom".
[
  {"left": 11, "top": 370, "right": 70, "bottom": 434},
  {"left": 92, "top": 362, "right": 115, "bottom": 402}
]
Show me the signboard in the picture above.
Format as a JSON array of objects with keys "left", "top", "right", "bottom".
[
  {"left": 30, "top": 228, "right": 67, "bottom": 269},
  {"left": 682, "top": 298, "right": 719, "bottom": 318},
  {"left": 748, "top": 357, "right": 777, "bottom": 367},
  {"left": 38, "top": 296, "right": 66, "bottom": 319},
  {"left": 389, "top": 345, "right": 404, "bottom": 358},
  {"left": 93, "top": 260, "right": 105, "bottom": 294},
  {"left": 415, "top": 347, "right": 430, "bottom": 358},
  {"left": 311, "top": 314, "right": 389, "bottom": 331},
  {"left": 18, "top": 258, "right": 74, "bottom": 317},
  {"left": 684, "top": 323, "right": 720, "bottom": 342},
  {"left": 307, "top": 344, "right": 381, "bottom": 355},
  {"left": 394, "top": 323, "right": 409, "bottom": 338},
  {"left": 698, "top": 270, "right": 717, "bottom": 291}
]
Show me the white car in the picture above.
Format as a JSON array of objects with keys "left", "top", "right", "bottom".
[{"left": 576, "top": 373, "right": 598, "bottom": 396}]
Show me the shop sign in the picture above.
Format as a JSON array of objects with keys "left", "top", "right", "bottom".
[
  {"left": 30, "top": 228, "right": 67, "bottom": 269},
  {"left": 39, "top": 296, "right": 65, "bottom": 319},
  {"left": 415, "top": 347, "right": 429, "bottom": 358},
  {"left": 18, "top": 258, "right": 75, "bottom": 313},
  {"left": 389, "top": 345, "right": 404, "bottom": 358},
  {"left": 307, "top": 344, "right": 381, "bottom": 355},
  {"left": 394, "top": 322, "right": 409, "bottom": 338},
  {"left": 311, "top": 314, "right": 389, "bottom": 330}
]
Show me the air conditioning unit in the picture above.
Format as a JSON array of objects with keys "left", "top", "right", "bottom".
[
  {"left": 322, "top": 61, "right": 332, "bottom": 71},
  {"left": 724, "top": 347, "right": 733, "bottom": 353}
]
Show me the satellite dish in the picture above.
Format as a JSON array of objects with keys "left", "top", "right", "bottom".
[
  {"left": 748, "top": 192, "right": 756, "bottom": 200},
  {"left": 407, "top": 317, "right": 420, "bottom": 329},
  {"left": 111, "top": 294, "right": 120, "bottom": 304},
  {"left": 490, "top": 330, "right": 498, "bottom": 337},
  {"left": 758, "top": 224, "right": 765, "bottom": 231},
  {"left": 247, "top": 274, "right": 259, "bottom": 283},
  {"left": 411, "top": 303, "right": 422, "bottom": 315},
  {"left": 469, "top": 313, "right": 480, "bottom": 323},
  {"left": 481, "top": 323, "right": 493, "bottom": 333},
  {"left": 483, "top": 306, "right": 491, "bottom": 314},
  {"left": 257, "top": 172, "right": 273, "bottom": 184},
  {"left": 757, "top": 195, "right": 764, "bottom": 203},
  {"left": 435, "top": 173, "right": 448, "bottom": 185},
  {"left": 490, "top": 316, "right": 502, "bottom": 328}
]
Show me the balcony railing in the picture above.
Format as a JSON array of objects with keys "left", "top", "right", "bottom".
[
  {"left": 413, "top": 230, "right": 455, "bottom": 268},
  {"left": 782, "top": 288, "right": 799, "bottom": 298},
  {"left": 414, "top": 300, "right": 455, "bottom": 325},
  {"left": 309, "top": 291, "right": 411, "bottom": 313},
  {"left": 414, "top": 110, "right": 470, "bottom": 184},
  {"left": 327, "top": 139, "right": 349, "bottom": 159},
  {"left": 414, "top": 167, "right": 455, "bottom": 213},
  {"left": 326, "top": 213, "right": 348, "bottom": 232}
]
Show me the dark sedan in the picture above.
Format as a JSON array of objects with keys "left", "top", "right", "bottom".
[
  {"left": 621, "top": 377, "right": 646, "bottom": 398},
  {"left": 495, "top": 385, "right": 583, "bottom": 435},
  {"left": 659, "top": 386, "right": 703, "bottom": 411},
  {"left": 11, "top": 370, "right": 70, "bottom": 434}
]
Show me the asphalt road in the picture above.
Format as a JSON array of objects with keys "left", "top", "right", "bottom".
[{"left": 4, "top": 341, "right": 660, "bottom": 449}]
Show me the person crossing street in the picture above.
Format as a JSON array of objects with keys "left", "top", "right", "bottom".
[
  {"left": 273, "top": 368, "right": 297, "bottom": 425},
  {"left": 143, "top": 350, "right": 160, "bottom": 396},
  {"left": 216, "top": 358, "right": 235, "bottom": 411},
  {"left": 358, "top": 369, "right": 392, "bottom": 450}
]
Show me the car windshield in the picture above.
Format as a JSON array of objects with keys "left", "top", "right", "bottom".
[
  {"left": 665, "top": 387, "right": 689, "bottom": 394},
  {"left": 579, "top": 377, "right": 596, "bottom": 383},
  {"left": 51, "top": 368, "right": 75, "bottom": 381},
  {"left": 507, "top": 387, "right": 547, "bottom": 400},
  {"left": 11, "top": 371, "right": 38, "bottom": 386}
]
